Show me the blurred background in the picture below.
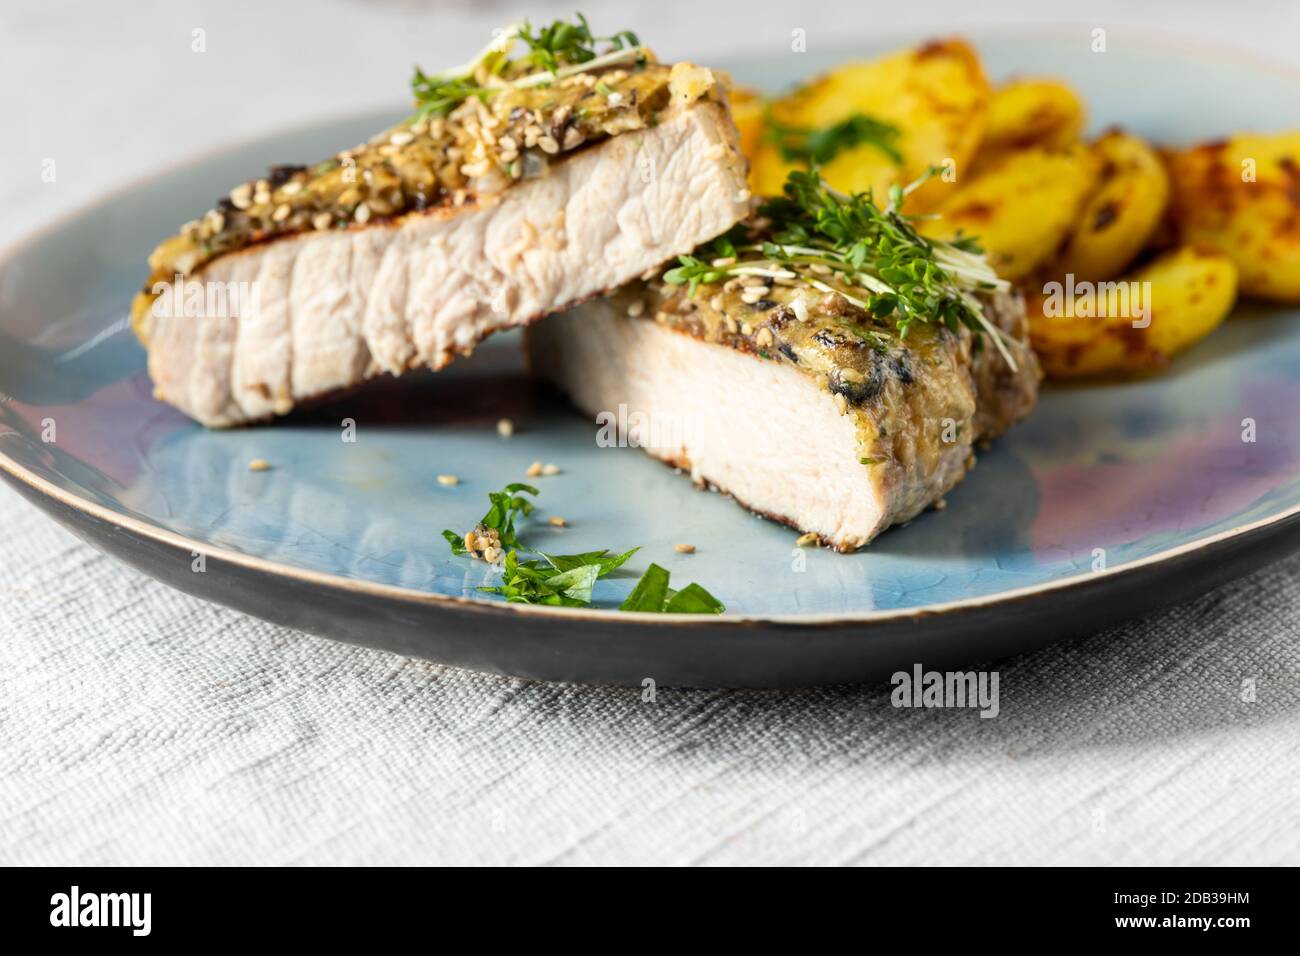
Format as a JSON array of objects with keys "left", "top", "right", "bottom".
[{"left": 4, "top": 0, "right": 1298, "bottom": 250}]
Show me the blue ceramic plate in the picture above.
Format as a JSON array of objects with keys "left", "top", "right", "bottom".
[{"left": 3, "top": 36, "right": 1299, "bottom": 686}]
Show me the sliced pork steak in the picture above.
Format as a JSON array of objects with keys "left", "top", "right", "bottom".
[
  {"left": 135, "top": 61, "right": 748, "bottom": 427},
  {"left": 529, "top": 280, "right": 1040, "bottom": 552}
]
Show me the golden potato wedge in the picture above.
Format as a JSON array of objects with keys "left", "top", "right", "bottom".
[
  {"left": 752, "top": 38, "right": 990, "bottom": 210},
  {"left": 920, "top": 145, "right": 1099, "bottom": 280},
  {"left": 1025, "top": 245, "right": 1238, "bottom": 378},
  {"left": 1051, "top": 129, "right": 1170, "bottom": 282},
  {"left": 728, "top": 85, "right": 765, "bottom": 169},
  {"left": 982, "top": 77, "right": 1086, "bottom": 153},
  {"left": 1166, "top": 132, "right": 1300, "bottom": 302}
]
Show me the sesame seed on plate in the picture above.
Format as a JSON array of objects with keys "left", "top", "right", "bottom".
[
  {"left": 436, "top": 474, "right": 459, "bottom": 486},
  {"left": 795, "top": 532, "right": 820, "bottom": 548},
  {"left": 248, "top": 458, "right": 270, "bottom": 472},
  {"left": 548, "top": 516, "right": 568, "bottom": 528},
  {"left": 526, "top": 461, "right": 543, "bottom": 477},
  {"left": 497, "top": 418, "right": 515, "bottom": 438},
  {"left": 674, "top": 543, "right": 696, "bottom": 554}
]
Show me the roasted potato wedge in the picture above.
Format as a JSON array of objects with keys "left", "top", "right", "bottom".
[
  {"left": 920, "top": 145, "right": 1098, "bottom": 280},
  {"left": 1026, "top": 245, "right": 1238, "bottom": 378},
  {"left": 1050, "top": 130, "right": 1170, "bottom": 282},
  {"left": 751, "top": 38, "right": 990, "bottom": 210},
  {"left": 1166, "top": 132, "right": 1300, "bottom": 302},
  {"left": 982, "top": 77, "right": 1086, "bottom": 154}
]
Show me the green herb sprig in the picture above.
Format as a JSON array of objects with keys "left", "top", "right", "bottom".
[
  {"left": 442, "top": 484, "right": 724, "bottom": 613},
  {"left": 410, "top": 14, "right": 645, "bottom": 122},
  {"left": 663, "top": 167, "right": 1017, "bottom": 368},
  {"left": 517, "top": 14, "right": 640, "bottom": 74},
  {"left": 765, "top": 112, "right": 903, "bottom": 166}
]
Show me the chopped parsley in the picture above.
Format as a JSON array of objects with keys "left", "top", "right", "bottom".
[{"left": 443, "top": 484, "right": 724, "bottom": 613}]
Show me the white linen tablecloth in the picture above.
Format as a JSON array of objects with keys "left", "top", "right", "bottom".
[{"left": 2, "top": 0, "right": 1299, "bottom": 866}]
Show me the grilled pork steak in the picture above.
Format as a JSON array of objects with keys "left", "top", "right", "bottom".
[{"left": 134, "top": 57, "right": 748, "bottom": 427}]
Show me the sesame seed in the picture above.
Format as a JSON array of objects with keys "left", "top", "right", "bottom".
[
  {"left": 537, "top": 135, "right": 560, "bottom": 155},
  {"left": 272, "top": 203, "right": 291, "bottom": 223},
  {"left": 710, "top": 257, "right": 737, "bottom": 267},
  {"left": 626, "top": 299, "right": 645, "bottom": 318},
  {"left": 933, "top": 498, "right": 947, "bottom": 511},
  {"left": 833, "top": 393, "right": 849, "bottom": 415},
  {"left": 248, "top": 458, "right": 270, "bottom": 472},
  {"left": 496, "top": 418, "right": 514, "bottom": 438},
  {"left": 755, "top": 327, "right": 774, "bottom": 348},
  {"left": 354, "top": 202, "right": 371, "bottom": 224},
  {"left": 839, "top": 368, "right": 865, "bottom": 385},
  {"left": 809, "top": 263, "right": 833, "bottom": 276},
  {"left": 674, "top": 543, "right": 696, "bottom": 554},
  {"left": 230, "top": 183, "right": 253, "bottom": 209},
  {"left": 709, "top": 294, "right": 725, "bottom": 311},
  {"left": 464, "top": 530, "right": 478, "bottom": 552},
  {"left": 313, "top": 212, "right": 333, "bottom": 231},
  {"left": 548, "top": 516, "right": 568, "bottom": 528},
  {"left": 791, "top": 295, "right": 809, "bottom": 322},
  {"left": 281, "top": 180, "right": 303, "bottom": 196},
  {"left": 389, "top": 130, "right": 415, "bottom": 147},
  {"left": 526, "top": 461, "right": 543, "bottom": 477},
  {"left": 436, "top": 474, "right": 459, "bottom": 486},
  {"left": 541, "top": 463, "right": 560, "bottom": 476},
  {"left": 795, "top": 532, "right": 820, "bottom": 548}
]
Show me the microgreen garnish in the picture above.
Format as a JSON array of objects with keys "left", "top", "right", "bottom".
[
  {"left": 443, "top": 484, "right": 724, "bottom": 612},
  {"left": 518, "top": 14, "right": 640, "bottom": 74},
  {"left": 409, "top": 14, "right": 645, "bottom": 123},
  {"left": 662, "top": 167, "right": 1017, "bottom": 369},
  {"left": 410, "top": 71, "right": 494, "bottom": 121},
  {"left": 765, "top": 112, "right": 903, "bottom": 166}
]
